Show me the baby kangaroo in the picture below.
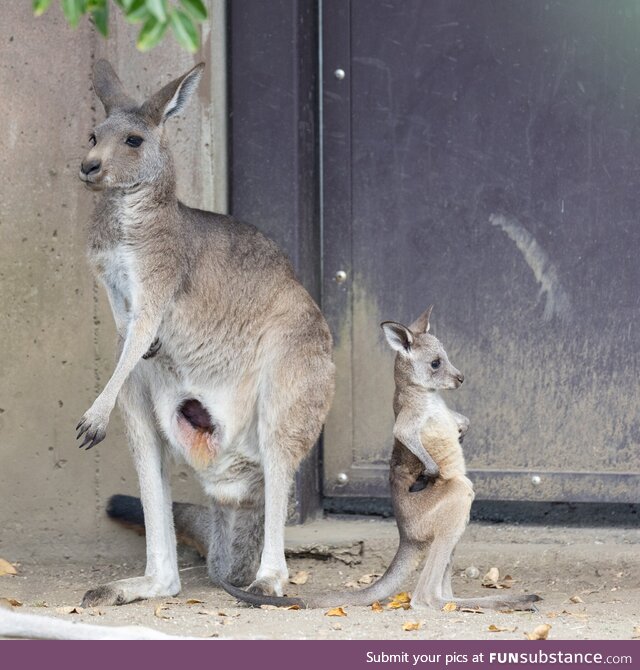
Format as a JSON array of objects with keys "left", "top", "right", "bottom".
[{"left": 218, "top": 307, "right": 541, "bottom": 611}]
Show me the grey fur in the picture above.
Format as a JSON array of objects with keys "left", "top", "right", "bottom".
[{"left": 77, "top": 60, "right": 335, "bottom": 606}]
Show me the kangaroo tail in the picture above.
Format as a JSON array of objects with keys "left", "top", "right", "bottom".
[
  {"left": 220, "top": 539, "right": 424, "bottom": 609},
  {"left": 107, "top": 494, "right": 211, "bottom": 558}
]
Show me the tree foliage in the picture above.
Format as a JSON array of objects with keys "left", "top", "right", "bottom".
[{"left": 33, "top": 0, "right": 208, "bottom": 53}]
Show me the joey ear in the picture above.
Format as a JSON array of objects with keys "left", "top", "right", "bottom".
[
  {"left": 141, "top": 62, "right": 205, "bottom": 126},
  {"left": 381, "top": 321, "right": 414, "bottom": 353},
  {"left": 92, "top": 60, "right": 136, "bottom": 115},
  {"left": 410, "top": 305, "right": 433, "bottom": 334}
]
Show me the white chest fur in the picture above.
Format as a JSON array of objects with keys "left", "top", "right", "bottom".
[{"left": 95, "top": 244, "right": 139, "bottom": 333}]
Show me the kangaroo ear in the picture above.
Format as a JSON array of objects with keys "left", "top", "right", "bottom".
[
  {"left": 141, "top": 62, "right": 205, "bottom": 126},
  {"left": 381, "top": 321, "right": 414, "bottom": 353},
  {"left": 92, "top": 60, "right": 136, "bottom": 115},
  {"left": 410, "top": 305, "right": 433, "bottom": 334}
]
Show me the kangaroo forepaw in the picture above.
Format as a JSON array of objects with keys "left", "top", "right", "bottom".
[
  {"left": 76, "top": 407, "right": 109, "bottom": 450},
  {"left": 142, "top": 338, "right": 161, "bottom": 360}
]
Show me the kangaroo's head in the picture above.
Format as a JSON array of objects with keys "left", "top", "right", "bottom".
[
  {"left": 79, "top": 60, "right": 204, "bottom": 191},
  {"left": 381, "top": 306, "right": 464, "bottom": 391}
]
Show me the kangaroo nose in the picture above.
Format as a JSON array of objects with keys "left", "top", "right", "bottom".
[
  {"left": 80, "top": 159, "right": 102, "bottom": 176},
  {"left": 456, "top": 373, "right": 465, "bottom": 385}
]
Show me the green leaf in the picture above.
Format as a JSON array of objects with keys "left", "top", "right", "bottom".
[
  {"left": 169, "top": 8, "right": 199, "bottom": 53},
  {"left": 33, "top": 0, "right": 53, "bottom": 17},
  {"left": 61, "top": 0, "right": 86, "bottom": 28},
  {"left": 136, "top": 14, "right": 168, "bottom": 51},
  {"left": 123, "top": 0, "right": 149, "bottom": 23},
  {"left": 180, "top": 0, "right": 207, "bottom": 22},
  {"left": 91, "top": 4, "right": 109, "bottom": 37},
  {"left": 145, "top": 0, "right": 167, "bottom": 23}
]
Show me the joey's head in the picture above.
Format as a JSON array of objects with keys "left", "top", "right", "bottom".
[
  {"left": 381, "top": 305, "right": 465, "bottom": 391},
  {"left": 79, "top": 60, "right": 204, "bottom": 191}
]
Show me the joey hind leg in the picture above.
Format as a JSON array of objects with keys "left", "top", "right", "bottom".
[
  {"left": 82, "top": 374, "right": 180, "bottom": 606},
  {"left": 411, "top": 535, "right": 460, "bottom": 610}
]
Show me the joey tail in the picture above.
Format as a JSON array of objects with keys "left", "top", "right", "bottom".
[{"left": 220, "top": 540, "right": 424, "bottom": 609}]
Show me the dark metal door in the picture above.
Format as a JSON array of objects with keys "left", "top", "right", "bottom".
[{"left": 322, "top": 0, "right": 640, "bottom": 503}]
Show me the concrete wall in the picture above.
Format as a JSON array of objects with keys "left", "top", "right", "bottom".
[{"left": 0, "top": 2, "right": 226, "bottom": 560}]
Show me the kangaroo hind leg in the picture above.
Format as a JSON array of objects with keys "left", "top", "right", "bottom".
[
  {"left": 249, "top": 334, "right": 334, "bottom": 597},
  {"left": 82, "top": 372, "right": 180, "bottom": 606}
]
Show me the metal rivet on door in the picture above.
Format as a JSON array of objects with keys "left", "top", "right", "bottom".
[
  {"left": 531, "top": 475, "right": 542, "bottom": 487},
  {"left": 336, "top": 472, "right": 349, "bottom": 485},
  {"left": 334, "top": 68, "right": 346, "bottom": 80},
  {"left": 334, "top": 270, "right": 347, "bottom": 284}
]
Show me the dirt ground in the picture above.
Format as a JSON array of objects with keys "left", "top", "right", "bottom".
[{"left": 1, "top": 516, "right": 639, "bottom": 640}]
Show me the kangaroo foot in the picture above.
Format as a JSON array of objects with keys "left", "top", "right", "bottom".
[{"left": 81, "top": 575, "right": 180, "bottom": 607}]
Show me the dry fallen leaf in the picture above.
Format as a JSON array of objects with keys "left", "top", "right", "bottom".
[
  {"left": 345, "top": 572, "right": 382, "bottom": 589},
  {"left": 482, "top": 567, "right": 500, "bottom": 587},
  {"left": 286, "top": 604, "right": 300, "bottom": 610},
  {"left": 442, "top": 602, "right": 458, "bottom": 613},
  {"left": 482, "top": 568, "right": 514, "bottom": 589},
  {"left": 289, "top": 571, "right": 309, "bottom": 586},
  {"left": 186, "top": 598, "right": 204, "bottom": 605},
  {"left": 569, "top": 595, "right": 584, "bottom": 604},
  {"left": 402, "top": 621, "right": 423, "bottom": 631},
  {"left": 259, "top": 605, "right": 279, "bottom": 611},
  {"left": 488, "top": 624, "right": 517, "bottom": 633},
  {"left": 387, "top": 592, "right": 412, "bottom": 610},
  {"left": 371, "top": 601, "right": 384, "bottom": 613},
  {"left": 0, "top": 598, "right": 22, "bottom": 608},
  {"left": 325, "top": 606, "right": 347, "bottom": 617},
  {"left": 0, "top": 559, "right": 17, "bottom": 577},
  {"left": 632, "top": 626, "right": 640, "bottom": 639},
  {"left": 525, "top": 623, "right": 552, "bottom": 640},
  {"left": 500, "top": 575, "right": 515, "bottom": 589},
  {"left": 331, "top": 622, "right": 342, "bottom": 630},
  {"left": 154, "top": 604, "right": 171, "bottom": 620},
  {"left": 460, "top": 607, "right": 485, "bottom": 614}
]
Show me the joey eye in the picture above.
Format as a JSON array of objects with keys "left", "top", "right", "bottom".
[
  {"left": 431, "top": 358, "right": 441, "bottom": 370},
  {"left": 125, "top": 135, "right": 144, "bottom": 148},
  {"left": 89, "top": 133, "right": 96, "bottom": 147}
]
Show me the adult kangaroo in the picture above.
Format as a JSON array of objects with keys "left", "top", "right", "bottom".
[{"left": 76, "top": 60, "right": 334, "bottom": 607}]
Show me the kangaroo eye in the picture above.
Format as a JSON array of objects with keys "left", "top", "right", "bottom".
[
  {"left": 89, "top": 133, "right": 96, "bottom": 147},
  {"left": 431, "top": 358, "right": 441, "bottom": 370},
  {"left": 125, "top": 135, "right": 144, "bottom": 148}
]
